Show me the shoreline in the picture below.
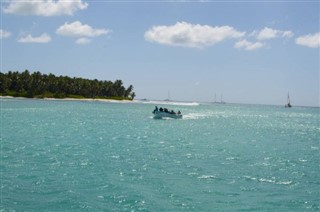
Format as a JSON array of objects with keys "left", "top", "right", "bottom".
[
  {"left": 2, "top": 96, "right": 319, "bottom": 108},
  {"left": 0, "top": 96, "right": 135, "bottom": 104}
]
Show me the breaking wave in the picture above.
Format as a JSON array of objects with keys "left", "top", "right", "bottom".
[{"left": 136, "top": 100, "right": 200, "bottom": 106}]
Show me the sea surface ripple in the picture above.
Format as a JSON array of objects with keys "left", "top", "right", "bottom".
[{"left": 1, "top": 99, "right": 319, "bottom": 211}]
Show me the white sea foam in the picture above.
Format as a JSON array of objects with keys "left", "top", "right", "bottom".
[
  {"left": 137, "top": 100, "right": 200, "bottom": 106},
  {"left": 260, "top": 178, "right": 293, "bottom": 185},
  {"left": 245, "top": 176, "right": 293, "bottom": 185},
  {"left": 276, "top": 181, "right": 293, "bottom": 185},
  {"left": 244, "top": 175, "right": 257, "bottom": 181},
  {"left": 259, "top": 178, "right": 276, "bottom": 183},
  {"left": 198, "top": 175, "right": 216, "bottom": 179},
  {"left": 187, "top": 172, "right": 198, "bottom": 176}
]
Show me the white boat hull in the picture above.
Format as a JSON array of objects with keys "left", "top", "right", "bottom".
[{"left": 153, "top": 111, "right": 182, "bottom": 119}]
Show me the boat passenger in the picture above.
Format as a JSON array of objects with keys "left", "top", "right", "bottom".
[
  {"left": 177, "top": 110, "right": 181, "bottom": 114},
  {"left": 171, "top": 110, "right": 175, "bottom": 114},
  {"left": 159, "top": 107, "right": 163, "bottom": 112},
  {"left": 164, "top": 108, "right": 168, "bottom": 113},
  {"left": 153, "top": 106, "right": 158, "bottom": 113}
]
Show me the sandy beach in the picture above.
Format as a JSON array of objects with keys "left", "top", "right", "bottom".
[{"left": 0, "top": 96, "right": 134, "bottom": 103}]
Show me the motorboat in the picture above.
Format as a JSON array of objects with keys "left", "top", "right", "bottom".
[{"left": 152, "top": 106, "right": 182, "bottom": 119}]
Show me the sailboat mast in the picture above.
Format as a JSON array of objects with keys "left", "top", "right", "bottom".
[{"left": 285, "top": 92, "right": 292, "bottom": 107}]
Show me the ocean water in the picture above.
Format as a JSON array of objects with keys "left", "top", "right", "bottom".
[{"left": 1, "top": 98, "right": 319, "bottom": 211}]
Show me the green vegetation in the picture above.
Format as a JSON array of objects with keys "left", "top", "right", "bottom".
[{"left": 0, "top": 70, "right": 135, "bottom": 100}]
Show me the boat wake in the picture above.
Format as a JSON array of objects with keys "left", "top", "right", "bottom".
[
  {"left": 182, "top": 112, "right": 213, "bottom": 120},
  {"left": 149, "top": 113, "right": 211, "bottom": 120}
]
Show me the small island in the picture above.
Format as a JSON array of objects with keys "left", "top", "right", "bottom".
[{"left": 0, "top": 70, "right": 135, "bottom": 100}]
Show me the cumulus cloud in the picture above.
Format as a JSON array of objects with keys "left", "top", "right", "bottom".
[
  {"left": 56, "top": 21, "right": 110, "bottom": 37},
  {"left": 234, "top": 39, "right": 264, "bottom": 51},
  {"left": 3, "top": 0, "right": 88, "bottom": 16},
  {"left": 18, "top": 33, "right": 51, "bottom": 43},
  {"left": 144, "top": 21, "right": 245, "bottom": 48},
  {"left": 295, "top": 32, "right": 320, "bottom": 48},
  {"left": 76, "top": 37, "right": 91, "bottom": 45},
  {"left": 0, "top": 29, "right": 11, "bottom": 39},
  {"left": 255, "top": 27, "right": 293, "bottom": 40}
]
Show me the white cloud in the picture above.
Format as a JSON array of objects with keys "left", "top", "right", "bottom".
[
  {"left": 3, "top": 0, "right": 88, "bottom": 16},
  {"left": 295, "top": 32, "right": 320, "bottom": 48},
  {"left": 0, "top": 29, "right": 11, "bottom": 39},
  {"left": 144, "top": 22, "right": 245, "bottom": 48},
  {"left": 56, "top": 21, "right": 110, "bottom": 37},
  {"left": 282, "top": 31, "right": 294, "bottom": 38},
  {"left": 255, "top": 27, "right": 293, "bottom": 40},
  {"left": 76, "top": 37, "right": 91, "bottom": 45},
  {"left": 18, "top": 33, "right": 51, "bottom": 43},
  {"left": 234, "top": 39, "right": 265, "bottom": 51}
]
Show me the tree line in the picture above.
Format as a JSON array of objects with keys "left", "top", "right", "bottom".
[{"left": 0, "top": 70, "right": 135, "bottom": 100}]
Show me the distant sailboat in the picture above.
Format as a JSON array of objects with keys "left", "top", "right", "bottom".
[
  {"left": 285, "top": 92, "right": 292, "bottom": 108},
  {"left": 213, "top": 93, "right": 226, "bottom": 104},
  {"left": 164, "top": 91, "right": 171, "bottom": 101},
  {"left": 220, "top": 94, "right": 226, "bottom": 104}
]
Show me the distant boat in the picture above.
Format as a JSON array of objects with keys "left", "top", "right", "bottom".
[
  {"left": 285, "top": 92, "right": 292, "bottom": 108},
  {"left": 213, "top": 93, "right": 226, "bottom": 104},
  {"left": 164, "top": 91, "right": 171, "bottom": 102}
]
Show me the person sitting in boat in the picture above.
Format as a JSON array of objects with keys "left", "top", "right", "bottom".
[
  {"left": 164, "top": 108, "right": 169, "bottom": 113},
  {"left": 177, "top": 110, "right": 181, "bottom": 114},
  {"left": 159, "top": 107, "right": 163, "bottom": 112},
  {"left": 153, "top": 106, "right": 158, "bottom": 113},
  {"left": 170, "top": 110, "right": 176, "bottom": 114}
]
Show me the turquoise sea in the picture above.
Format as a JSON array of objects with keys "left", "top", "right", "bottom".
[{"left": 1, "top": 98, "right": 319, "bottom": 211}]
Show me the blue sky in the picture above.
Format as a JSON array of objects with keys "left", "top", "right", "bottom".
[{"left": 1, "top": 1, "right": 319, "bottom": 106}]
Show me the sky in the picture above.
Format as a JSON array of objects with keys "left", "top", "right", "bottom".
[{"left": 1, "top": 0, "right": 319, "bottom": 107}]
